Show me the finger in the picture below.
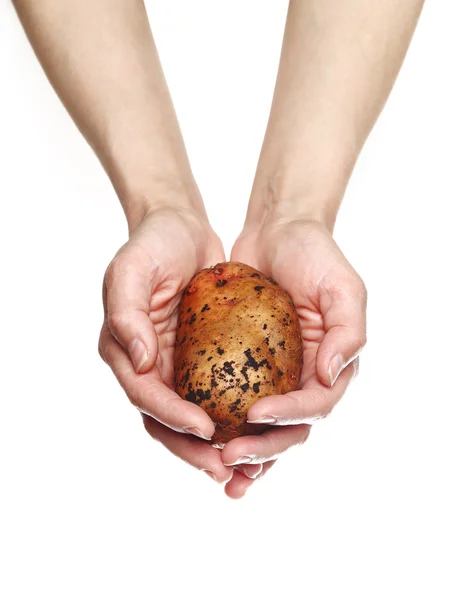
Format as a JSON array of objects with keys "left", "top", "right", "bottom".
[
  {"left": 142, "top": 415, "right": 233, "bottom": 484},
  {"left": 316, "top": 276, "right": 367, "bottom": 387},
  {"left": 101, "top": 330, "right": 215, "bottom": 440},
  {"left": 233, "top": 463, "right": 263, "bottom": 479},
  {"left": 104, "top": 252, "right": 159, "bottom": 373},
  {"left": 222, "top": 425, "right": 311, "bottom": 466},
  {"left": 246, "top": 361, "right": 357, "bottom": 426},
  {"left": 98, "top": 321, "right": 109, "bottom": 364},
  {"left": 225, "top": 461, "right": 276, "bottom": 499}
]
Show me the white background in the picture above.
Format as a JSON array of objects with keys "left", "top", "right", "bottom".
[{"left": 1, "top": 1, "right": 449, "bottom": 598}]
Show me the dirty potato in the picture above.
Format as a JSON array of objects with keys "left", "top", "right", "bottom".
[{"left": 174, "top": 262, "right": 303, "bottom": 446}]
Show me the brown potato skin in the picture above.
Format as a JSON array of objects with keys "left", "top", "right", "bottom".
[{"left": 174, "top": 262, "right": 303, "bottom": 446}]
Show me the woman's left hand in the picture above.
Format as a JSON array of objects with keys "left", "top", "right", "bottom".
[{"left": 223, "top": 219, "right": 367, "bottom": 498}]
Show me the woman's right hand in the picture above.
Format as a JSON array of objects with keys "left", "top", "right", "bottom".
[{"left": 98, "top": 206, "right": 234, "bottom": 484}]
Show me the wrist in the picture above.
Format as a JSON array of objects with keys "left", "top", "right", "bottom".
[
  {"left": 98, "top": 128, "right": 207, "bottom": 233},
  {"left": 118, "top": 176, "right": 208, "bottom": 234},
  {"left": 245, "top": 173, "right": 347, "bottom": 233}
]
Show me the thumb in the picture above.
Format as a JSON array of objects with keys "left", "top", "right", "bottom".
[
  {"left": 103, "top": 254, "right": 158, "bottom": 374},
  {"left": 316, "top": 278, "right": 367, "bottom": 387}
]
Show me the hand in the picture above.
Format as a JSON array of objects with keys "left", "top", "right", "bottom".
[
  {"left": 222, "top": 219, "right": 366, "bottom": 498},
  {"left": 98, "top": 206, "right": 234, "bottom": 484}
]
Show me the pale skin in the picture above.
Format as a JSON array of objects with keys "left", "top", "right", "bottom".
[{"left": 13, "top": 0, "right": 424, "bottom": 498}]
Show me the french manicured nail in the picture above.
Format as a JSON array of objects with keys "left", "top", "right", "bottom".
[
  {"left": 328, "top": 353, "right": 345, "bottom": 386},
  {"left": 247, "top": 416, "right": 277, "bottom": 424},
  {"left": 224, "top": 456, "right": 253, "bottom": 466},
  {"left": 129, "top": 339, "right": 148, "bottom": 373},
  {"left": 203, "top": 470, "right": 218, "bottom": 482},
  {"left": 184, "top": 426, "right": 212, "bottom": 441},
  {"left": 240, "top": 464, "right": 263, "bottom": 479}
]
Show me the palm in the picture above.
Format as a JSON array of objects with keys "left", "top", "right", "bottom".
[
  {"left": 232, "top": 220, "right": 354, "bottom": 393},
  {"left": 125, "top": 208, "right": 225, "bottom": 390},
  {"left": 99, "top": 207, "right": 237, "bottom": 488},
  {"left": 218, "top": 220, "right": 365, "bottom": 498}
]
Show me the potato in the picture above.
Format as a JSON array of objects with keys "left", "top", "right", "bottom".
[{"left": 174, "top": 262, "right": 303, "bottom": 446}]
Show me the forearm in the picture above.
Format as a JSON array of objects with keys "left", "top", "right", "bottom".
[
  {"left": 13, "top": 0, "right": 202, "bottom": 231},
  {"left": 246, "top": 0, "right": 424, "bottom": 230}
]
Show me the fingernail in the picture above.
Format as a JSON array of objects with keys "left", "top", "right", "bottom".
[
  {"left": 328, "top": 353, "right": 345, "bottom": 386},
  {"left": 184, "top": 426, "right": 212, "bottom": 441},
  {"left": 240, "top": 464, "right": 263, "bottom": 479},
  {"left": 129, "top": 339, "right": 148, "bottom": 373},
  {"left": 224, "top": 456, "right": 253, "bottom": 466},
  {"left": 203, "top": 470, "right": 218, "bottom": 482},
  {"left": 247, "top": 416, "right": 277, "bottom": 424}
]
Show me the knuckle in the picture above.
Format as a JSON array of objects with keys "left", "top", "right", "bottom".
[
  {"left": 104, "top": 260, "right": 117, "bottom": 288},
  {"left": 107, "top": 310, "right": 121, "bottom": 330},
  {"left": 353, "top": 275, "right": 367, "bottom": 300},
  {"left": 127, "top": 387, "right": 142, "bottom": 410},
  {"left": 142, "top": 416, "right": 161, "bottom": 443},
  {"left": 130, "top": 379, "right": 160, "bottom": 414},
  {"left": 98, "top": 340, "right": 106, "bottom": 363},
  {"left": 309, "top": 389, "right": 334, "bottom": 419},
  {"left": 98, "top": 326, "right": 109, "bottom": 363},
  {"left": 341, "top": 269, "right": 367, "bottom": 299},
  {"left": 265, "top": 436, "right": 281, "bottom": 460},
  {"left": 354, "top": 330, "right": 367, "bottom": 350},
  {"left": 178, "top": 439, "right": 195, "bottom": 462},
  {"left": 301, "top": 424, "right": 312, "bottom": 444},
  {"left": 288, "top": 392, "right": 330, "bottom": 424},
  {"left": 252, "top": 440, "right": 276, "bottom": 462},
  {"left": 107, "top": 310, "right": 130, "bottom": 337},
  {"left": 105, "top": 254, "right": 128, "bottom": 289},
  {"left": 360, "top": 331, "right": 368, "bottom": 348},
  {"left": 360, "top": 280, "right": 368, "bottom": 303},
  {"left": 291, "top": 424, "right": 312, "bottom": 447},
  {"left": 334, "top": 274, "right": 367, "bottom": 305}
]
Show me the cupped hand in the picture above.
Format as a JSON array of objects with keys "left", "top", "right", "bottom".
[
  {"left": 223, "top": 219, "right": 366, "bottom": 498},
  {"left": 98, "top": 206, "right": 233, "bottom": 484}
]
